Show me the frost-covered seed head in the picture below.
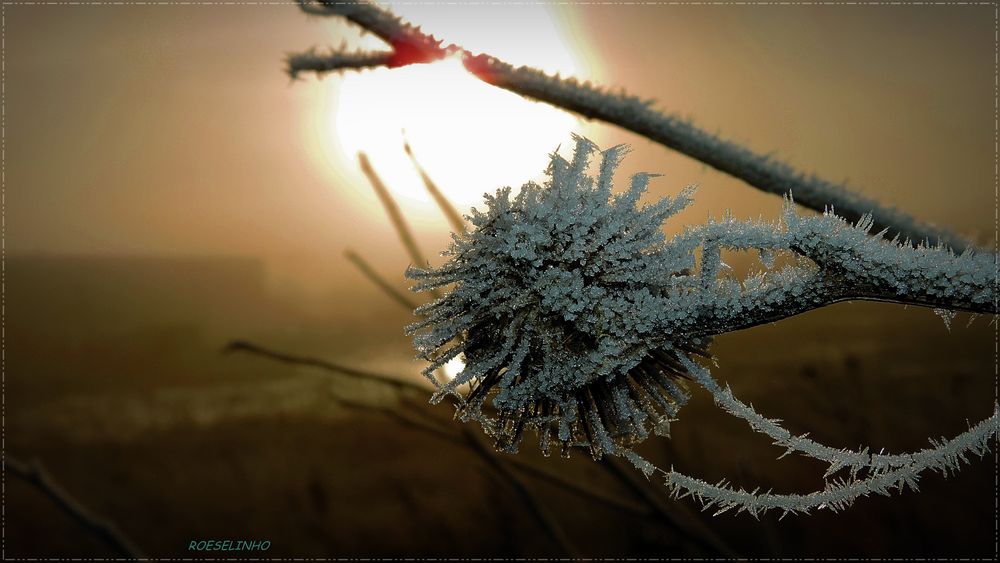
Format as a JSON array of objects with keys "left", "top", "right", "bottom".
[{"left": 406, "top": 135, "right": 706, "bottom": 458}]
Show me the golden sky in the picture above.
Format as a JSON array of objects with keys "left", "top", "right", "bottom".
[{"left": 4, "top": 3, "right": 994, "bottom": 300}]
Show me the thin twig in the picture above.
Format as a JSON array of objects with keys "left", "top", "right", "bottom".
[
  {"left": 225, "top": 339, "right": 739, "bottom": 555},
  {"left": 332, "top": 396, "right": 459, "bottom": 442},
  {"left": 223, "top": 340, "right": 635, "bottom": 512},
  {"left": 227, "top": 344, "right": 597, "bottom": 556},
  {"left": 323, "top": 392, "right": 580, "bottom": 551},
  {"left": 338, "top": 393, "right": 577, "bottom": 556},
  {"left": 358, "top": 152, "right": 428, "bottom": 268},
  {"left": 344, "top": 249, "right": 418, "bottom": 310},
  {"left": 395, "top": 388, "right": 654, "bottom": 516},
  {"left": 403, "top": 138, "right": 467, "bottom": 234},
  {"left": 602, "top": 457, "right": 738, "bottom": 558},
  {"left": 491, "top": 452, "right": 650, "bottom": 516},
  {"left": 341, "top": 248, "right": 449, "bottom": 384},
  {"left": 291, "top": 0, "right": 969, "bottom": 250},
  {"left": 336, "top": 391, "right": 651, "bottom": 515},
  {"left": 287, "top": 48, "right": 393, "bottom": 75},
  {"left": 5, "top": 456, "right": 146, "bottom": 560},
  {"left": 222, "top": 339, "right": 432, "bottom": 396},
  {"left": 295, "top": 0, "right": 444, "bottom": 68},
  {"left": 461, "top": 427, "right": 580, "bottom": 557}
]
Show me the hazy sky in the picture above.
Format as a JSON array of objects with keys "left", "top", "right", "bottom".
[{"left": 4, "top": 3, "right": 993, "bottom": 298}]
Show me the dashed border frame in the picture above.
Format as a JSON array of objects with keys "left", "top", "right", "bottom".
[{"left": 0, "top": 1, "right": 995, "bottom": 561}]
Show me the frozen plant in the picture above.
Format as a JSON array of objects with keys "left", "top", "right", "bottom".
[
  {"left": 406, "top": 136, "right": 999, "bottom": 517},
  {"left": 285, "top": 0, "right": 997, "bottom": 518}
]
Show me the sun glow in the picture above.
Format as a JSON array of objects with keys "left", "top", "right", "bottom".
[
  {"left": 441, "top": 355, "right": 466, "bottom": 382},
  {"left": 327, "top": 5, "right": 589, "bottom": 212}
]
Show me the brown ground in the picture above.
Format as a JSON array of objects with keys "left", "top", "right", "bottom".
[{"left": 3, "top": 256, "right": 994, "bottom": 558}]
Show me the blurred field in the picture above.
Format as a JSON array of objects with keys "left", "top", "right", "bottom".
[
  {"left": 4, "top": 253, "right": 994, "bottom": 558},
  {"left": 2, "top": 2, "right": 994, "bottom": 559}
]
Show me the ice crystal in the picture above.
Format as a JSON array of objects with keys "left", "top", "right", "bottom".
[{"left": 934, "top": 308, "right": 957, "bottom": 331}]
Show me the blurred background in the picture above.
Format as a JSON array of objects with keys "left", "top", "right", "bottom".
[{"left": 3, "top": 1, "right": 995, "bottom": 558}]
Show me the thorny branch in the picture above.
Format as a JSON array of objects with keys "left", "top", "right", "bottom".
[
  {"left": 288, "top": 0, "right": 971, "bottom": 250},
  {"left": 287, "top": 48, "right": 394, "bottom": 75}
]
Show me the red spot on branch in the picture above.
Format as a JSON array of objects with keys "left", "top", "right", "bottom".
[
  {"left": 387, "top": 38, "right": 447, "bottom": 68},
  {"left": 462, "top": 52, "right": 499, "bottom": 85}
]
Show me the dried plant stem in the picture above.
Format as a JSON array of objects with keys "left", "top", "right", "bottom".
[
  {"left": 227, "top": 348, "right": 566, "bottom": 555},
  {"left": 343, "top": 394, "right": 653, "bottom": 517},
  {"left": 342, "top": 247, "right": 449, "bottom": 384},
  {"left": 601, "top": 457, "right": 738, "bottom": 558},
  {"left": 462, "top": 427, "right": 579, "bottom": 557},
  {"left": 5, "top": 456, "right": 145, "bottom": 560},
  {"left": 344, "top": 249, "right": 418, "bottom": 310},
  {"left": 392, "top": 396, "right": 651, "bottom": 516},
  {"left": 225, "top": 339, "right": 737, "bottom": 556},
  {"left": 222, "top": 339, "right": 432, "bottom": 396},
  {"left": 300, "top": 379, "right": 576, "bottom": 554},
  {"left": 675, "top": 209, "right": 996, "bottom": 341},
  {"left": 358, "top": 152, "right": 428, "bottom": 268},
  {"left": 403, "top": 139, "right": 467, "bottom": 234}
]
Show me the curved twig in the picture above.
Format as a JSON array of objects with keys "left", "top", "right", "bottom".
[
  {"left": 662, "top": 409, "right": 997, "bottom": 518},
  {"left": 678, "top": 354, "right": 1000, "bottom": 480}
]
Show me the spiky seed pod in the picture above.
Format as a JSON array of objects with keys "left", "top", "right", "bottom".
[
  {"left": 404, "top": 135, "right": 1000, "bottom": 515},
  {"left": 406, "top": 135, "right": 707, "bottom": 459}
]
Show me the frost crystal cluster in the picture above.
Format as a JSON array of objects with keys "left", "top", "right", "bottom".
[
  {"left": 407, "top": 136, "right": 999, "bottom": 516},
  {"left": 409, "top": 136, "right": 703, "bottom": 458}
]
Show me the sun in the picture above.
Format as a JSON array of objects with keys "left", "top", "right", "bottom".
[{"left": 326, "top": 4, "right": 589, "bottom": 211}]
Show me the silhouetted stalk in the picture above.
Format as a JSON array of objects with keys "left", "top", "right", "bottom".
[
  {"left": 6, "top": 456, "right": 145, "bottom": 560},
  {"left": 222, "top": 338, "right": 736, "bottom": 556},
  {"left": 404, "top": 138, "right": 467, "bottom": 234},
  {"left": 344, "top": 249, "right": 418, "bottom": 310},
  {"left": 358, "top": 152, "right": 427, "bottom": 268}
]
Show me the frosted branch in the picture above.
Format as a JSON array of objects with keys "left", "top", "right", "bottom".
[
  {"left": 291, "top": 0, "right": 970, "bottom": 249},
  {"left": 662, "top": 409, "right": 997, "bottom": 518},
  {"left": 404, "top": 136, "right": 997, "bottom": 515},
  {"left": 679, "top": 353, "right": 1000, "bottom": 479},
  {"left": 287, "top": 48, "right": 393, "bottom": 77},
  {"left": 675, "top": 201, "right": 996, "bottom": 340}
]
